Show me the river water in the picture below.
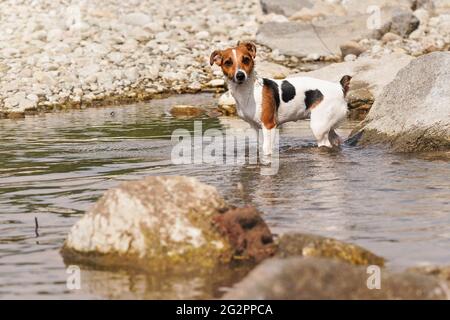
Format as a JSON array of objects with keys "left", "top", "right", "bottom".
[{"left": 0, "top": 94, "right": 449, "bottom": 299}]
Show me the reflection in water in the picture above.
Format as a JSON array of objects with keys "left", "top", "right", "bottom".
[{"left": 0, "top": 93, "right": 449, "bottom": 299}]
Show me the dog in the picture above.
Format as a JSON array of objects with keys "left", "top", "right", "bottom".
[{"left": 210, "top": 41, "right": 351, "bottom": 156}]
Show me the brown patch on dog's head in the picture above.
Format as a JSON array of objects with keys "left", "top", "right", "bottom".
[{"left": 209, "top": 41, "right": 257, "bottom": 83}]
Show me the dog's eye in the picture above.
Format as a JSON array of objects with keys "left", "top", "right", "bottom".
[
  {"left": 242, "top": 56, "right": 251, "bottom": 65},
  {"left": 224, "top": 60, "right": 233, "bottom": 67}
]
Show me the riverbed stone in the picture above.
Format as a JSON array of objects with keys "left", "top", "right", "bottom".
[
  {"left": 223, "top": 257, "right": 450, "bottom": 299},
  {"left": 170, "top": 105, "right": 205, "bottom": 117},
  {"left": 356, "top": 52, "right": 450, "bottom": 151},
  {"left": 275, "top": 233, "right": 385, "bottom": 266},
  {"left": 61, "top": 176, "right": 275, "bottom": 272}
]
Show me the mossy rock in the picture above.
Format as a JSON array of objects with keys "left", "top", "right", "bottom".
[
  {"left": 61, "top": 176, "right": 275, "bottom": 273},
  {"left": 275, "top": 233, "right": 385, "bottom": 266}
]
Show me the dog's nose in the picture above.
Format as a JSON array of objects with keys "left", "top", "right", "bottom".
[{"left": 236, "top": 71, "right": 246, "bottom": 82}]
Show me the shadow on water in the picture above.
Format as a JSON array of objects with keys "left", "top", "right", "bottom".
[{"left": 0, "top": 93, "right": 449, "bottom": 298}]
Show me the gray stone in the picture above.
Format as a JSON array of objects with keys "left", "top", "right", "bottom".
[
  {"left": 390, "top": 10, "right": 420, "bottom": 37},
  {"left": 357, "top": 52, "right": 450, "bottom": 151},
  {"left": 121, "top": 13, "right": 152, "bottom": 26},
  {"left": 260, "top": 0, "right": 313, "bottom": 17},
  {"left": 223, "top": 257, "right": 450, "bottom": 299}
]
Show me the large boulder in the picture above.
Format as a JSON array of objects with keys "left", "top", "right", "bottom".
[
  {"left": 355, "top": 52, "right": 450, "bottom": 151},
  {"left": 256, "top": 15, "right": 371, "bottom": 58},
  {"left": 61, "top": 176, "right": 276, "bottom": 272},
  {"left": 292, "top": 53, "right": 413, "bottom": 118},
  {"left": 223, "top": 257, "right": 450, "bottom": 299},
  {"left": 257, "top": 2, "right": 417, "bottom": 58},
  {"left": 276, "top": 233, "right": 384, "bottom": 266}
]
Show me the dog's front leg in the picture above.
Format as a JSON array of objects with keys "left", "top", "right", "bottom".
[{"left": 262, "top": 126, "right": 277, "bottom": 156}]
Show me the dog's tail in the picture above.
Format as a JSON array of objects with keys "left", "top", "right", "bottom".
[{"left": 340, "top": 75, "right": 352, "bottom": 97}]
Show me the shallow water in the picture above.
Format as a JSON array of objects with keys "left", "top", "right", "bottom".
[{"left": 0, "top": 94, "right": 449, "bottom": 299}]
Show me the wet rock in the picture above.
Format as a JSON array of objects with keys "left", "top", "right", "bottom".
[
  {"left": 407, "top": 265, "right": 450, "bottom": 285},
  {"left": 293, "top": 53, "right": 413, "bottom": 116},
  {"left": 275, "top": 233, "right": 384, "bottom": 266},
  {"left": 223, "top": 257, "right": 450, "bottom": 299},
  {"left": 213, "top": 206, "right": 276, "bottom": 263},
  {"left": 170, "top": 105, "right": 205, "bottom": 117},
  {"left": 61, "top": 176, "right": 275, "bottom": 272},
  {"left": 218, "top": 104, "right": 237, "bottom": 116},
  {"left": 260, "top": 0, "right": 313, "bottom": 17},
  {"left": 356, "top": 52, "right": 450, "bottom": 151}
]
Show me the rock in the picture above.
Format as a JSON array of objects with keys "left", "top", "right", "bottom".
[
  {"left": 407, "top": 265, "right": 450, "bottom": 285},
  {"left": 170, "top": 105, "right": 205, "bottom": 117},
  {"left": 275, "top": 233, "right": 384, "bottom": 266},
  {"left": 389, "top": 10, "right": 420, "bottom": 37},
  {"left": 382, "top": 32, "right": 403, "bottom": 43},
  {"left": 255, "top": 61, "right": 293, "bottom": 79},
  {"left": 257, "top": 15, "right": 371, "bottom": 58},
  {"left": 260, "top": 0, "right": 313, "bottom": 17},
  {"left": 78, "top": 64, "right": 100, "bottom": 78},
  {"left": 124, "top": 67, "right": 139, "bottom": 83},
  {"left": 340, "top": 41, "right": 366, "bottom": 57},
  {"left": 218, "top": 90, "right": 236, "bottom": 107},
  {"left": 356, "top": 52, "right": 450, "bottom": 151},
  {"left": 121, "top": 12, "right": 152, "bottom": 26},
  {"left": 212, "top": 207, "right": 276, "bottom": 263},
  {"left": 218, "top": 104, "right": 237, "bottom": 116},
  {"left": 344, "top": 54, "right": 357, "bottom": 62},
  {"left": 223, "top": 257, "right": 449, "bottom": 299},
  {"left": 207, "top": 79, "right": 225, "bottom": 87},
  {"left": 293, "top": 53, "right": 413, "bottom": 114},
  {"left": 61, "top": 176, "right": 275, "bottom": 272}
]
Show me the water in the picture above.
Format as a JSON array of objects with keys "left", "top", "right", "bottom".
[{"left": 0, "top": 93, "right": 449, "bottom": 299}]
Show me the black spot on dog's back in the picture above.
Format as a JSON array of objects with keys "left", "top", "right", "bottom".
[
  {"left": 304, "top": 89, "right": 324, "bottom": 109},
  {"left": 281, "top": 80, "right": 296, "bottom": 103},
  {"left": 263, "top": 78, "right": 280, "bottom": 109}
]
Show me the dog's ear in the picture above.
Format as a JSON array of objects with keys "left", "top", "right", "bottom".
[
  {"left": 210, "top": 50, "right": 223, "bottom": 66},
  {"left": 237, "top": 41, "right": 257, "bottom": 59}
]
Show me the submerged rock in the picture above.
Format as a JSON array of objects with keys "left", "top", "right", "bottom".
[
  {"left": 169, "top": 105, "right": 205, "bottom": 117},
  {"left": 355, "top": 52, "right": 450, "bottom": 151},
  {"left": 276, "top": 233, "right": 384, "bottom": 266},
  {"left": 223, "top": 257, "right": 450, "bottom": 299},
  {"left": 407, "top": 265, "right": 450, "bottom": 285},
  {"left": 61, "top": 176, "right": 275, "bottom": 272}
]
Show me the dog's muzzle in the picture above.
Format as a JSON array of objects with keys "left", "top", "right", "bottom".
[{"left": 234, "top": 70, "right": 247, "bottom": 84}]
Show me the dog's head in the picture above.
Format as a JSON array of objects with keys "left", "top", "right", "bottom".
[{"left": 210, "top": 41, "right": 256, "bottom": 84}]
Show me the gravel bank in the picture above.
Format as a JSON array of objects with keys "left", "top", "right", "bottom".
[{"left": 0, "top": 0, "right": 275, "bottom": 116}]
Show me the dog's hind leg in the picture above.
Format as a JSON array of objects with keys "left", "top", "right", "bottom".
[
  {"left": 310, "top": 115, "right": 332, "bottom": 148},
  {"left": 328, "top": 128, "right": 342, "bottom": 147}
]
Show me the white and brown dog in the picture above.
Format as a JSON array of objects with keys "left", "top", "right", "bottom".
[{"left": 210, "top": 41, "right": 351, "bottom": 156}]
